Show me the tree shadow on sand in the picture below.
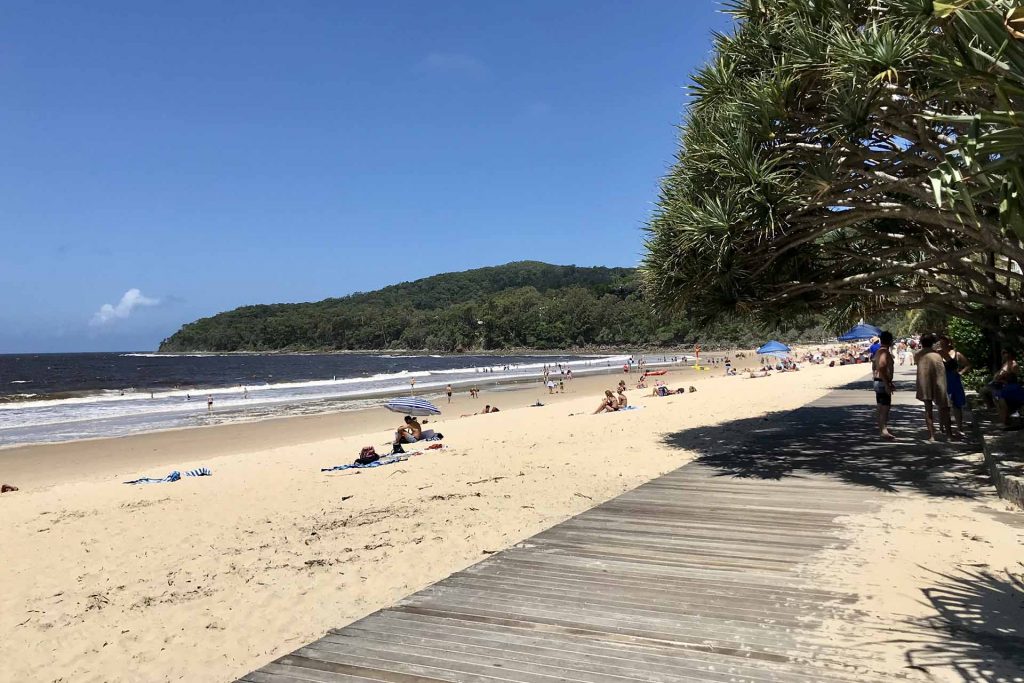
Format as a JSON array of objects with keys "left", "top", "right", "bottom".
[
  {"left": 663, "top": 378, "right": 991, "bottom": 497},
  {"left": 890, "top": 565, "right": 1024, "bottom": 682}
]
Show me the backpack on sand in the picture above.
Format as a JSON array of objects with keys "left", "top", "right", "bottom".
[{"left": 356, "top": 446, "right": 380, "bottom": 465}]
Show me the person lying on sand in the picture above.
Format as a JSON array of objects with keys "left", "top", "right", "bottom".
[
  {"left": 1, "top": 484, "right": 18, "bottom": 493},
  {"left": 594, "top": 390, "right": 618, "bottom": 414},
  {"left": 393, "top": 415, "right": 423, "bottom": 445},
  {"left": 462, "top": 405, "right": 500, "bottom": 417}
]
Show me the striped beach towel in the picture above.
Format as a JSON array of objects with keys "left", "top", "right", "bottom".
[
  {"left": 125, "top": 470, "right": 181, "bottom": 485},
  {"left": 124, "top": 467, "right": 212, "bottom": 484},
  {"left": 322, "top": 454, "right": 412, "bottom": 472}
]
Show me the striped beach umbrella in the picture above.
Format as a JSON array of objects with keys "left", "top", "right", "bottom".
[{"left": 384, "top": 396, "right": 441, "bottom": 416}]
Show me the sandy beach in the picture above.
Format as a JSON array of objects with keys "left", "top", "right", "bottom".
[{"left": 1, "top": 361, "right": 867, "bottom": 682}]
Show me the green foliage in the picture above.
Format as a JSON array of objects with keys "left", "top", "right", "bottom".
[
  {"left": 643, "top": 0, "right": 1024, "bottom": 347},
  {"left": 961, "top": 368, "right": 993, "bottom": 393},
  {"left": 159, "top": 262, "right": 832, "bottom": 352},
  {"left": 947, "top": 316, "right": 989, "bottom": 369}
]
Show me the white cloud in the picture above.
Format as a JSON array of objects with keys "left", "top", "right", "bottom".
[
  {"left": 90, "top": 288, "right": 160, "bottom": 326},
  {"left": 416, "top": 52, "right": 488, "bottom": 78}
]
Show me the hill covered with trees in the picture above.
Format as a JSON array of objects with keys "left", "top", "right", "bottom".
[{"left": 158, "top": 261, "right": 832, "bottom": 352}]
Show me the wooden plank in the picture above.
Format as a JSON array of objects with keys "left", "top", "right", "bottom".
[{"left": 236, "top": 377, "right": 909, "bottom": 683}]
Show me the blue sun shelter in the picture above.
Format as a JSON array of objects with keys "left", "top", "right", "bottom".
[
  {"left": 837, "top": 323, "right": 881, "bottom": 341},
  {"left": 756, "top": 340, "right": 791, "bottom": 358}
]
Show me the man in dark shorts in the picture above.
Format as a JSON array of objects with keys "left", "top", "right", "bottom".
[{"left": 872, "top": 331, "right": 896, "bottom": 439}]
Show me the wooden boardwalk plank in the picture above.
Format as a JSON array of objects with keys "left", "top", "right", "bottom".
[{"left": 237, "top": 379, "right": 907, "bottom": 683}]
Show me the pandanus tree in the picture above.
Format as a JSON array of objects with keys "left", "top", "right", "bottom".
[{"left": 643, "top": 0, "right": 1024, "bottom": 361}]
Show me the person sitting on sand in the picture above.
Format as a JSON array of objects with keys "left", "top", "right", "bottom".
[
  {"left": 594, "top": 390, "right": 618, "bottom": 413},
  {"left": 616, "top": 388, "right": 628, "bottom": 409},
  {"left": 394, "top": 415, "right": 423, "bottom": 445}
]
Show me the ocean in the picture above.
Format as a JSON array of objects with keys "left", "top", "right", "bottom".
[{"left": 0, "top": 352, "right": 630, "bottom": 447}]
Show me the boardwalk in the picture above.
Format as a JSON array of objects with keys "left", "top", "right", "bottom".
[{"left": 238, "top": 373, "right": 1020, "bottom": 683}]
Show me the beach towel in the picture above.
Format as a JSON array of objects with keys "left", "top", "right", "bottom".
[
  {"left": 124, "top": 467, "right": 212, "bottom": 484},
  {"left": 321, "top": 453, "right": 414, "bottom": 472},
  {"left": 125, "top": 470, "right": 182, "bottom": 485}
]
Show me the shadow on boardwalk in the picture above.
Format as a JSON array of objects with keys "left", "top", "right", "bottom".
[
  {"left": 894, "top": 566, "right": 1024, "bottom": 682},
  {"left": 663, "top": 378, "right": 990, "bottom": 497}
]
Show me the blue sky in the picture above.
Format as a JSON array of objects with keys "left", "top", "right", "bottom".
[{"left": 0, "top": 1, "right": 730, "bottom": 352}]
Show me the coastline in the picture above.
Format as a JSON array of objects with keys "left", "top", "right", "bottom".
[
  {"left": 0, "top": 362, "right": 869, "bottom": 682},
  {"left": 0, "top": 359, "right": 705, "bottom": 489}
]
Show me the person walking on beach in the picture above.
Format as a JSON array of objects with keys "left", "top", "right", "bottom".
[
  {"left": 915, "top": 333, "right": 949, "bottom": 442},
  {"left": 872, "top": 331, "right": 896, "bottom": 440},
  {"left": 445, "top": 384, "right": 453, "bottom": 403}
]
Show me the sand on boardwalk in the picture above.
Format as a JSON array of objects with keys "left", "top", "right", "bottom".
[
  {"left": 0, "top": 362, "right": 866, "bottom": 683},
  {"left": 804, "top": 463, "right": 1024, "bottom": 682}
]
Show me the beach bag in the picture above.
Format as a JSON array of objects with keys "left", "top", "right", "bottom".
[
  {"left": 390, "top": 442, "right": 406, "bottom": 456},
  {"left": 356, "top": 446, "right": 380, "bottom": 465}
]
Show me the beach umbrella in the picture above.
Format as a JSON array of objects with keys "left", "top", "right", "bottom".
[
  {"left": 384, "top": 396, "right": 441, "bottom": 416},
  {"left": 756, "top": 340, "right": 791, "bottom": 357},
  {"left": 837, "top": 323, "right": 881, "bottom": 341}
]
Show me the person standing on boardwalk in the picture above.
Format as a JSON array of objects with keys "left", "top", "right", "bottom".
[
  {"left": 915, "top": 333, "right": 949, "bottom": 442},
  {"left": 937, "top": 334, "right": 971, "bottom": 438},
  {"left": 872, "top": 330, "right": 896, "bottom": 440}
]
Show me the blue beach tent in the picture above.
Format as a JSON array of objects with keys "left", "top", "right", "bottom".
[
  {"left": 837, "top": 323, "right": 882, "bottom": 341},
  {"left": 756, "top": 340, "right": 791, "bottom": 356}
]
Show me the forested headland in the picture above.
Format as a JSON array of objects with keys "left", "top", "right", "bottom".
[{"left": 159, "top": 262, "right": 839, "bottom": 352}]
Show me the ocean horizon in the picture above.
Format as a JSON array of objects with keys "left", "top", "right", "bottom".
[{"left": 0, "top": 351, "right": 650, "bottom": 448}]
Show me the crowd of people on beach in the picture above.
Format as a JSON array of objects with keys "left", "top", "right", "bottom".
[{"left": 872, "top": 331, "right": 1021, "bottom": 441}]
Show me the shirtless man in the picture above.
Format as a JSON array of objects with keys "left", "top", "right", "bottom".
[
  {"left": 616, "top": 388, "right": 628, "bottom": 409},
  {"left": 393, "top": 415, "right": 423, "bottom": 445},
  {"left": 872, "top": 331, "right": 896, "bottom": 439}
]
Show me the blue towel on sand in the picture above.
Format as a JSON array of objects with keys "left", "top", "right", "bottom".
[
  {"left": 125, "top": 467, "right": 212, "bottom": 484},
  {"left": 125, "top": 470, "right": 181, "bottom": 485},
  {"left": 322, "top": 454, "right": 410, "bottom": 472}
]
